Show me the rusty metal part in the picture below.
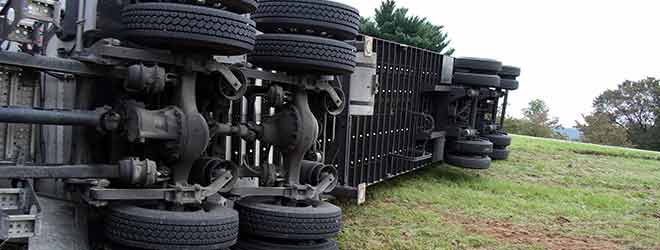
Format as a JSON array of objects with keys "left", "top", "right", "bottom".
[
  {"left": 171, "top": 72, "right": 210, "bottom": 184},
  {"left": 118, "top": 158, "right": 159, "bottom": 186},
  {"left": 125, "top": 64, "right": 173, "bottom": 94},
  {"left": 0, "top": 164, "right": 119, "bottom": 179},
  {"left": 229, "top": 172, "right": 335, "bottom": 201},
  {"left": 300, "top": 160, "right": 338, "bottom": 193},
  {"left": 88, "top": 170, "right": 233, "bottom": 205},
  {"left": 0, "top": 106, "right": 101, "bottom": 127},
  {"left": 190, "top": 158, "right": 238, "bottom": 193},
  {"left": 123, "top": 103, "right": 184, "bottom": 143},
  {"left": 257, "top": 90, "right": 318, "bottom": 186}
]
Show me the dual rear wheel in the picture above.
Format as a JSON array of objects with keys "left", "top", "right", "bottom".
[
  {"left": 248, "top": 0, "right": 361, "bottom": 75},
  {"left": 445, "top": 139, "right": 493, "bottom": 169},
  {"left": 105, "top": 198, "right": 342, "bottom": 250},
  {"left": 121, "top": 0, "right": 361, "bottom": 75}
]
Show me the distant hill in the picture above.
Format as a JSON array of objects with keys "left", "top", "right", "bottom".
[{"left": 554, "top": 128, "right": 582, "bottom": 141}]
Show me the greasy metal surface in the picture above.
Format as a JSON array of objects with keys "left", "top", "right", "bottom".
[
  {"left": 28, "top": 196, "right": 90, "bottom": 250},
  {"left": 0, "top": 164, "right": 119, "bottom": 178},
  {"left": 0, "top": 214, "right": 37, "bottom": 238},
  {"left": 0, "top": 70, "right": 9, "bottom": 159},
  {"left": 0, "top": 51, "right": 125, "bottom": 78},
  {"left": 0, "top": 181, "right": 42, "bottom": 239},
  {"left": 0, "top": 68, "right": 39, "bottom": 161},
  {"left": 0, "top": 188, "right": 21, "bottom": 210},
  {"left": 0, "top": 106, "right": 101, "bottom": 127}
]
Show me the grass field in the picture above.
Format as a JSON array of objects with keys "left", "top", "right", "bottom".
[{"left": 336, "top": 135, "right": 660, "bottom": 250}]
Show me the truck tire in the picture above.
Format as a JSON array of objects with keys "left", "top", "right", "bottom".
[
  {"left": 447, "top": 139, "right": 493, "bottom": 155},
  {"left": 232, "top": 237, "right": 339, "bottom": 250},
  {"left": 248, "top": 34, "right": 356, "bottom": 75},
  {"left": 220, "top": 0, "right": 258, "bottom": 14},
  {"left": 105, "top": 204, "right": 239, "bottom": 250},
  {"left": 252, "top": 0, "right": 360, "bottom": 40},
  {"left": 499, "top": 65, "right": 521, "bottom": 78},
  {"left": 453, "top": 72, "right": 501, "bottom": 88},
  {"left": 499, "top": 79, "right": 519, "bottom": 90},
  {"left": 235, "top": 197, "right": 342, "bottom": 240},
  {"left": 122, "top": 3, "right": 256, "bottom": 55},
  {"left": 454, "top": 57, "right": 503, "bottom": 74},
  {"left": 483, "top": 133, "right": 512, "bottom": 147},
  {"left": 490, "top": 148, "right": 510, "bottom": 161},
  {"left": 445, "top": 153, "right": 491, "bottom": 170},
  {"left": 155, "top": 0, "right": 257, "bottom": 14}
]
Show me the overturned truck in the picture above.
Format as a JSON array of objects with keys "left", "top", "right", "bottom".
[{"left": 0, "top": 0, "right": 520, "bottom": 249}]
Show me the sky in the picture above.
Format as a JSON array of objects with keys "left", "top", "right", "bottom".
[{"left": 336, "top": 0, "right": 660, "bottom": 127}]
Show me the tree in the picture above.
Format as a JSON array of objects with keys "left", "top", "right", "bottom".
[
  {"left": 503, "top": 116, "right": 526, "bottom": 135},
  {"left": 593, "top": 77, "right": 660, "bottom": 150},
  {"left": 503, "top": 99, "right": 564, "bottom": 139},
  {"left": 521, "top": 99, "right": 563, "bottom": 138},
  {"left": 576, "top": 112, "right": 633, "bottom": 147},
  {"left": 359, "top": 0, "right": 455, "bottom": 55}
]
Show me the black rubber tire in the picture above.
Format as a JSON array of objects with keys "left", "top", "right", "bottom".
[
  {"left": 105, "top": 204, "right": 239, "bottom": 250},
  {"left": 483, "top": 133, "right": 512, "bottom": 147},
  {"left": 155, "top": 0, "right": 258, "bottom": 14},
  {"left": 490, "top": 148, "right": 510, "bottom": 161},
  {"left": 220, "top": 0, "right": 258, "bottom": 14},
  {"left": 499, "top": 65, "right": 521, "bottom": 78},
  {"left": 445, "top": 154, "right": 491, "bottom": 170},
  {"left": 121, "top": 3, "right": 256, "bottom": 55},
  {"left": 447, "top": 139, "right": 493, "bottom": 155},
  {"left": 232, "top": 237, "right": 339, "bottom": 250},
  {"left": 454, "top": 57, "right": 503, "bottom": 74},
  {"left": 252, "top": 0, "right": 360, "bottom": 40},
  {"left": 453, "top": 72, "right": 501, "bottom": 88},
  {"left": 500, "top": 79, "right": 519, "bottom": 90},
  {"left": 235, "top": 197, "right": 342, "bottom": 240},
  {"left": 248, "top": 34, "right": 356, "bottom": 75}
]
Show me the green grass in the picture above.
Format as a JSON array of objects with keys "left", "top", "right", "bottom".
[{"left": 337, "top": 135, "right": 660, "bottom": 250}]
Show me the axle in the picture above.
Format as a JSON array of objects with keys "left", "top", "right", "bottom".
[{"left": 0, "top": 106, "right": 103, "bottom": 127}]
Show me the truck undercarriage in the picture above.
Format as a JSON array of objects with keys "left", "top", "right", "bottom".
[{"left": 0, "top": 1, "right": 520, "bottom": 249}]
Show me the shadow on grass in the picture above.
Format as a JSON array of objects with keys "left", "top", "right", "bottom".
[
  {"left": 378, "top": 165, "right": 483, "bottom": 188},
  {"left": 335, "top": 164, "right": 484, "bottom": 205}
]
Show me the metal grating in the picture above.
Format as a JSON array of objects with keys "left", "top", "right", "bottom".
[
  {"left": 325, "top": 37, "right": 449, "bottom": 189},
  {"left": 222, "top": 38, "right": 451, "bottom": 190}
]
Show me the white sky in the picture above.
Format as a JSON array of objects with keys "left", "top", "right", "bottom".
[{"left": 336, "top": 0, "right": 660, "bottom": 126}]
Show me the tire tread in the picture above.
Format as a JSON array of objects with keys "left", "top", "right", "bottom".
[
  {"left": 253, "top": 0, "right": 359, "bottom": 40},
  {"left": 122, "top": 3, "right": 256, "bottom": 55}
]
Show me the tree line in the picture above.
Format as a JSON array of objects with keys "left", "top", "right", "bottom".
[
  {"left": 577, "top": 77, "right": 660, "bottom": 150},
  {"left": 504, "top": 100, "right": 567, "bottom": 140},
  {"left": 506, "top": 78, "right": 660, "bottom": 152}
]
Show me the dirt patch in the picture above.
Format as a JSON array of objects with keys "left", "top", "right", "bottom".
[
  {"left": 652, "top": 212, "right": 660, "bottom": 221},
  {"left": 442, "top": 213, "right": 621, "bottom": 250}
]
